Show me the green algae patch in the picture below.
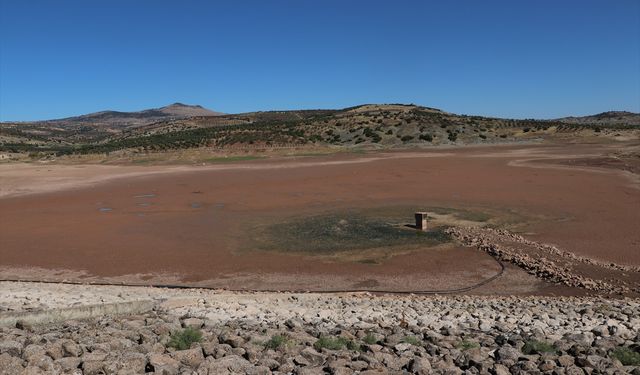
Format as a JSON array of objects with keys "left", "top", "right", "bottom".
[{"left": 251, "top": 211, "right": 451, "bottom": 255}]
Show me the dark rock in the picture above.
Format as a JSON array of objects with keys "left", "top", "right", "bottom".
[
  {"left": 54, "top": 356, "right": 82, "bottom": 372},
  {"left": 171, "top": 347, "right": 205, "bottom": 368},
  {"left": 148, "top": 353, "right": 180, "bottom": 375},
  {"left": 300, "top": 347, "right": 326, "bottom": 366},
  {"left": 0, "top": 340, "right": 22, "bottom": 357},
  {"left": 409, "top": 356, "right": 432, "bottom": 374},
  {"left": 196, "top": 355, "right": 254, "bottom": 374},
  {"left": 495, "top": 346, "right": 520, "bottom": 365}
]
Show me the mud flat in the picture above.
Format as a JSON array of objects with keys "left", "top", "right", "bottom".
[{"left": 0, "top": 143, "right": 638, "bottom": 296}]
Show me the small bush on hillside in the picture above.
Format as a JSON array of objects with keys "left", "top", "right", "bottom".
[
  {"left": 363, "top": 332, "right": 378, "bottom": 345},
  {"left": 167, "top": 327, "right": 202, "bottom": 350},
  {"left": 521, "top": 340, "right": 555, "bottom": 355},
  {"left": 314, "top": 336, "right": 361, "bottom": 351},
  {"left": 456, "top": 340, "right": 480, "bottom": 351},
  {"left": 611, "top": 347, "right": 640, "bottom": 366},
  {"left": 264, "top": 334, "right": 291, "bottom": 350},
  {"left": 419, "top": 134, "right": 433, "bottom": 142}
]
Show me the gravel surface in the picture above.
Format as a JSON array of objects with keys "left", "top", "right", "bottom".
[{"left": 1, "top": 282, "right": 639, "bottom": 374}]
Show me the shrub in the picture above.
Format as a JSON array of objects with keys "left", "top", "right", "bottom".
[
  {"left": 456, "top": 340, "right": 479, "bottom": 351},
  {"left": 521, "top": 340, "right": 555, "bottom": 355},
  {"left": 167, "top": 327, "right": 202, "bottom": 350},
  {"left": 611, "top": 347, "right": 640, "bottom": 366},
  {"left": 363, "top": 128, "right": 375, "bottom": 137},
  {"left": 363, "top": 332, "right": 378, "bottom": 345},
  {"left": 401, "top": 336, "right": 421, "bottom": 346},
  {"left": 419, "top": 134, "right": 433, "bottom": 142},
  {"left": 314, "top": 336, "right": 360, "bottom": 351},
  {"left": 264, "top": 334, "right": 290, "bottom": 350},
  {"left": 401, "top": 135, "right": 414, "bottom": 142}
]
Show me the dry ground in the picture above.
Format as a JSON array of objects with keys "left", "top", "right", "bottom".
[{"left": 0, "top": 142, "right": 638, "bottom": 296}]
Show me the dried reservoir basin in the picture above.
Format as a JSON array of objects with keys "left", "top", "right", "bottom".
[{"left": 0, "top": 143, "right": 638, "bottom": 295}]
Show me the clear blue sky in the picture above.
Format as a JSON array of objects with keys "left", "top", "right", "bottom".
[{"left": 1, "top": 0, "right": 639, "bottom": 121}]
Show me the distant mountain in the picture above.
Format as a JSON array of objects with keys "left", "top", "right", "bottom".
[
  {"left": 46, "top": 103, "right": 223, "bottom": 127},
  {"left": 558, "top": 111, "right": 640, "bottom": 126}
]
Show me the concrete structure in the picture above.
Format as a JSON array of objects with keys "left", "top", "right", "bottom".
[{"left": 415, "top": 212, "right": 428, "bottom": 231}]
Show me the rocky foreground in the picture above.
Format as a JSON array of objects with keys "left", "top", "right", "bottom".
[{"left": 1, "top": 282, "right": 640, "bottom": 375}]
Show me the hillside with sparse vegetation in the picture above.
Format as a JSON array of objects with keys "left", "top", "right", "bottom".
[{"left": 1, "top": 104, "right": 638, "bottom": 159}]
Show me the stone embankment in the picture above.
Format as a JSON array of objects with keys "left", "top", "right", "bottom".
[
  {"left": 446, "top": 227, "right": 640, "bottom": 296},
  {"left": 1, "top": 282, "right": 639, "bottom": 374}
]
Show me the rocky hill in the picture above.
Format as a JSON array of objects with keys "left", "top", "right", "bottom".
[
  {"left": 46, "top": 103, "right": 223, "bottom": 127},
  {"left": 558, "top": 111, "right": 640, "bottom": 126}
]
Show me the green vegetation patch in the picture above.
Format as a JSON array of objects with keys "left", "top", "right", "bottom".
[
  {"left": 456, "top": 340, "right": 480, "bottom": 351},
  {"left": 314, "top": 336, "right": 361, "bottom": 351},
  {"left": 263, "top": 334, "right": 292, "bottom": 350},
  {"left": 363, "top": 332, "right": 378, "bottom": 345},
  {"left": 611, "top": 347, "right": 640, "bottom": 366},
  {"left": 167, "top": 327, "right": 202, "bottom": 350},
  {"left": 256, "top": 212, "right": 451, "bottom": 255},
  {"left": 521, "top": 340, "right": 556, "bottom": 355}
]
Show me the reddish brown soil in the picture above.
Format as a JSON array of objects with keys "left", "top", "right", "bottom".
[{"left": 0, "top": 143, "right": 638, "bottom": 295}]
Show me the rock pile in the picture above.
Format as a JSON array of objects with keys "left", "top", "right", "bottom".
[
  {"left": 1, "top": 294, "right": 639, "bottom": 374},
  {"left": 446, "top": 227, "right": 639, "bottom": 295}
]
